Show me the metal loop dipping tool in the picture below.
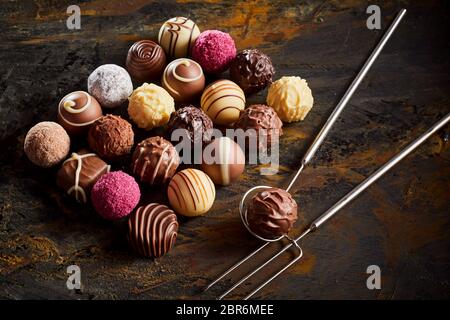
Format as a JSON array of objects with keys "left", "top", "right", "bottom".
[{"left": 202, "top": 9, "right": 446, "bottom": 300}]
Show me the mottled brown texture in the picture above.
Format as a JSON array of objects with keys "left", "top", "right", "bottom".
[
  {"left": 128, "top": 203, "right": 178, "bottom": 258},
  {"left": 166, "top": 105, "right": 213, "bottom": 145},
  {"left": 1, "top": 0, "right": 449, "bottom": 300},
  {"left": 24, "top": 121, "right": 70, "bottom": 168},
  {"left": 131, "top": 136, "right": 179, "bottom": 185},
  {"left": 230, "top": 49, "right": 275, "bottom": 95},
  {"left": 88, "top": 115, "right": 134, "bottom": 161},
  {"left": 247, "top": 187, "right": 298, "bottom": 239}
]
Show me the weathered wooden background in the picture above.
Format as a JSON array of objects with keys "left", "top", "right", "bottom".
[{"left": 0, "top": 0, "right": 449, "bottom": 299}]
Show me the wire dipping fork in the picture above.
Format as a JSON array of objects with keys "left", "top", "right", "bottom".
[{"left": 205, "top": 9, "right": 410, "bottom": 299}]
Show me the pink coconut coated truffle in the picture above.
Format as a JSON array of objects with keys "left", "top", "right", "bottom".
[
  {"left": 91, "top": 171, "right": 140, "bottom": 220},
  {"left": 192, "top": 30, "right": 236, "bottom": 74}
]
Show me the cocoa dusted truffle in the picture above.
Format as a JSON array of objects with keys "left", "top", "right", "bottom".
[
  {"left": 246, "top": 187, "right": 298, "bottom": 239},
  {"left": 230, "top": 49, "right": 275, "bottom": 95},
  {"left": 234, "top": 104, "right": 283, "bottom": 149},
  {"left": 126, "top": 40, "right": 167, "bottom": 83},
  {"left": 131, "top": 136, "right": 180, "bottom": 185},
  {"left": 88, "top": 115, "right": 134, "bottom": 161},
  {"left": 128, "top": 203, "right": 178, "bottom": 258},
  {"left": 166, "top": 105, "right": 213, "bottom": 144},
  {"left": 57, "top": 151, "right": 110, "bottom": 203}
]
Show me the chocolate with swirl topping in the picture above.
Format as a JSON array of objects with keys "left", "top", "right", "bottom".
[
  {"left": 126, "top": 40, "right": 167, "bottom": 83},
  {"left": 247, "top": 187, "right": 298, "bottom": 239},
  {"left": 128, "top": 203, "right": 178, "bottom": 258},
  {"left": 230, "top": 49, "right": 275, "bottom": 95}
]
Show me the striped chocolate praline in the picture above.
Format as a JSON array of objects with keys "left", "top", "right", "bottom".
[
  {"left": 126, "top": 40, "right": 167, "bottom": 83},
  {"left": 158, "top": 17, "right": 200, "bottom": 58},
  {"left": 131, "top": 136, "right": 179, "bottom": 185},
  {"left": 167, "top": 168, "right": 216, "bottom": 217},
  {"left": 200, "top": 79, "right": 245, "bottom": 126},
  {"left": 128, "top": 203, "right": 178, "bottom": 258}
]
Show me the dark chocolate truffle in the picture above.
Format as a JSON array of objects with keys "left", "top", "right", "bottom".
[
  {"left": 88, "top": 115, "right": 134, "bottom": 161},
  {"left": 234, "top": 104, "right": 283, "bottom": 149},
  {"left": 162, "top": 58, "right": 205, "bottom": 103},
  {"left": 57, "top": 91, "right": 103, "bottom": 135},
  {"left": 167, "top": 105, "right": 213, "bottom": 144},
  {"left": 57, "top": 151, "right": 110, "bottom": 203},
  {"left": 247, "top": 187, "right": 298, "bottom": 239},
  {"left": 230, "top": 49, "right": 275, "bottom": 95},
  {"left": 128, "top": 203, "right": 178, "bottom": 258},
  {"left": 126, "top": 40, "right": 167, "bottom": 83},
  {"left": 131, "top": 136, "right": 180, "bottom": 185}
]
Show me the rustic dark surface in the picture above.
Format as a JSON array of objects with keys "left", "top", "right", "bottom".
[{"left": 0, "top": 0, "right": 449, "bottom": 300}]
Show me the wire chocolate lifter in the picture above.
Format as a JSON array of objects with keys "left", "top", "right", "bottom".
[{"left": 204, "top": 9, "right": 447, "bottom": 300}]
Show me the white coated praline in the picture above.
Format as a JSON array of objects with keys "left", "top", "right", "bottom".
[{"left": 88, "top": 64, "right": 133, "bottom": 108}]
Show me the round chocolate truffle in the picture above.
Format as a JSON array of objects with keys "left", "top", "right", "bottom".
[
  {"left": 166, "top": 105, "right": 213, "bottom": 145},
  {"left": 201, "top": 137, "right": 245, "bottom": 186},
  {"left": 230, "top": 49, "right": 275, "bottom": 95},
  {"left": 200, "top": 79, "right": 245, "bottom": 126},
  {"left": 162, "top": 58, "right": 205, "bottom": 103},
  {"left": 57, "top": 91, "right": 103, "bottom": 135},
  {"left": 267, "top": 76, "right": 314, "bottom": 122},
  {"left": 88, "top": 115, "right": 134, "bottom": 161},
  {"left": 91, "top": 171, "right": 140, "bottom": 220},
  {"left": 128, "top": 203, "right": 178, "bottom": 258},
  {"left": 126, "top": 40, "right": 167, "bottom": 83},
  {"left": 246, "top": 187, "right": 298, "bottom": 239},
  {"left": 24, "top": 121, "right": 70, "bottom": 168},
  {"left": 131, "top": 136, "right": 180, "bottom": 185},
  {"left": 57, "top": 151, "right": 110, "bottom": 203},
  {"left": 234, "top": 104, "right": 283, "bottom": 149},
  {"left": 168, "top": 168, "right": 216, "bottom": 217},
  {"left": 128, "top": 83, "right": 175, "bottom": 130},
  {"left": 158, "top": 17, "right": 200, "bottom": 58},
  {"left": 87, "top": 64, "right": 133, "bottom": 108},
  {"left": 192, "top": 30, "right": 236, "bottom": 74}
]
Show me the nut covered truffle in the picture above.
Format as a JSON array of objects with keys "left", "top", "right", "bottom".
[
  {"left": 128, "top": 203, "right": 178, "bottom": 258},
  {"left": 57, "top": 151, "right": 110, "bottom": 203},
  {"left": 128, "top": 83, "right": 175, "bottom": 130},
  {"left": 88, "top": 115, "right": 134, "bottom": 161},
  {"left": 230, "top": 49, "right": 275, "bottom": 95},
  {"left": 247, "top": 187, "right": 298, "bottom": 239},
  {"left": 24, "top": 121, "right": 70, "bottom": 168},
  {"left": 267, "top": 76, "right": 314, "bottom": 122},
  {"left": 131, "top": 136, "right": 180, "bottom": 185},
  {"left": 234, "top": 104, "right": 283, "bottom": 149},
  {"left": 126, "top": 40, "right": 167, "bottom": 83},
  {"left": 166, "top": 105, "right": 213, "bottom": 145}
]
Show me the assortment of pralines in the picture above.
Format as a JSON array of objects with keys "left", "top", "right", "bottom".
[{"left": 23, "top": 16, "right": 315, "bottom": 259}]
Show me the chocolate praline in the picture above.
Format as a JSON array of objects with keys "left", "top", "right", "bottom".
[
  {"left": 246, "top": 187, "right": 298, "bottom": 239},
  {"left": 57, "top": 91, "right": 103, "bottom": 136},
  {"left": 229, "top": 49, "right": 275, "bottom": 95},
  {"left": 57, "top": 151, "right": 110, "bottom": 203},
  {"left": 166, "top": 105, "right": 213, "bottom": 145},
  {"left": 162, "top": 58, "right": 205, "bottom": 103},
  {"left": 88, "top": 115, "right": 134, "bottom": 161},
  {"left": 126, "top": 40, "right": 167, "bottom": 83},
  {"left": 131, "top": 136, "right": 180, "bottom": 185},
  {"left": 234, "top": 104, "right": 283, "bottom": 149},
  {"left": 128, "top": 203, "right": 179, "bottom": 258}
]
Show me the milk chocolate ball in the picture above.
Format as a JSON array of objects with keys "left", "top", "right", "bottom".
[{"left": 247, "top": 187, "right": 298, "bottom": 239}]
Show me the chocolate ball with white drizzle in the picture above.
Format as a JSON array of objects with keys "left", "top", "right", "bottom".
[
  {"left": 162, "top": 58, "right": 205, "bottom": 103},
  {"left": 56, "top": 151, "right": 110, "bottom": 203},
  {"left": 131, "top": 136, "right": 180, "bottom": 185},
  {"left": 57, "top": 91, "right": 103, "bottom": 136}
]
